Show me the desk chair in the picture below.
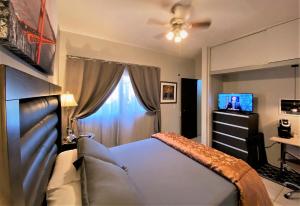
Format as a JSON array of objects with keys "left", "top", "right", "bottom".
[{"left": 283, "top": 145, "right": 300, "bottom": 199}]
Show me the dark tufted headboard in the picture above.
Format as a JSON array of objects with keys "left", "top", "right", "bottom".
[{"left": 0, "top": 65, "right": 61, "bottom": 206}]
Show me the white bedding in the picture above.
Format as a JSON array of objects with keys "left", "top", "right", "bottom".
[{"left": 47, "top": 149, "right": 81, "bottom": 206}]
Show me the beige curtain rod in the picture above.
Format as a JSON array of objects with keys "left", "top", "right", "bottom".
[{"left": 67, "top": 55, "right": 160, "bottom": 69}]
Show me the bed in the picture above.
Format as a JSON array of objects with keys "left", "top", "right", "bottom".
[
  {"left": 47, "top": 138, "right": 238, "bottom": 206},
  {"left": 46, "top": 133, "right": 273, "bottom": 206},
  {"left": 0, "top": 65, "right": 270, "bottom": 206},
  {"left": 111, "top": 138, "right": 238, "bottom": 205}
]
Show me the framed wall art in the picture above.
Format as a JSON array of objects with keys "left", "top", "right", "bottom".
[
  {"left": 160, "top": 81, "right": 177, "bottom": 104},
  {"left": 0, "top": 0, "right": 56, "bottom": 74}
]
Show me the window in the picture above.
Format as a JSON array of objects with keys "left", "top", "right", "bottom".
[
  {"left": 101, "top": 69, "right": 146, "bottom": 117},
  {"left": 78, "top": 69, "right": 154, "bottom": 146}
]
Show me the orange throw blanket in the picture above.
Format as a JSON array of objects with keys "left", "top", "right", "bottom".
[{"left": 152, "top": 133, "right": 272, "bottom": 206}]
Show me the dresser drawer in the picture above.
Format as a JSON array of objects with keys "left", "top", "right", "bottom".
[
  {"left": 213, "top": 121, "right": 249, "bottom": 139},
  {"left": 212, "top": 141, "right": 248, "bottom": 161},
  {"left": 212, "top": 131, "right": 248, "bottom": 151},
  {"left": 213, "top": 112, "right": 249, "bottom": 127}
]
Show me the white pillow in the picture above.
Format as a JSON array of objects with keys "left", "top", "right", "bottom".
[{"left": 47, "top": 149, "right": 80, "bottom": 191}]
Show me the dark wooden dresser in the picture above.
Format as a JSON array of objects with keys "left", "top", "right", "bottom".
[{"left": 212, "top": 111, "right": 259, "bottom": 161}]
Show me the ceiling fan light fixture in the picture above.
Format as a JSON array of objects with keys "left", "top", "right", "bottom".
[
  {"left": 174, "top": 35, "right": 182, "bottom": 43},
  {"left": 166, "top": 31, "right": 174, "bottom": 40},
  {"left": 148, "top": 1, "right": 212, "bottom": 44},
  {"left": 179, "top": 29, "right": 188, "bottom": 39}
]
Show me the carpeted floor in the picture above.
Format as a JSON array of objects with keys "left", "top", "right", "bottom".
[{"left": 257, "top": 163, "right": 300, "bottom": 190}]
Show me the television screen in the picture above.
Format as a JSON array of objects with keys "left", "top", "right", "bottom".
[{"left": 218, "top": 93, "right": 253, "bottom": 112}]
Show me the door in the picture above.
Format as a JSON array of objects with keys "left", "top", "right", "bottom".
[{"left": 181, "top": 78, "right": 198, "bottom": 138}]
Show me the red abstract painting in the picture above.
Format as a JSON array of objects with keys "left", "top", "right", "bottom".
[{"left": 0, "top": 0, "right": 56, "bottom": 74}]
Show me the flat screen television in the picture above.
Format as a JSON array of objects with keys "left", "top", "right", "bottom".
[{"left": 218, "top": 93, "right": 253, "bottom": 113}]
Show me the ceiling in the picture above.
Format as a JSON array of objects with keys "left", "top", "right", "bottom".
[{"left": 58, "top": 0, "right": 299, "bottom": 59}]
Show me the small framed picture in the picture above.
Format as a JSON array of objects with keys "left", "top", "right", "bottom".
[{"left": 160, "top": 81, "right": 177, "bottom": 104}]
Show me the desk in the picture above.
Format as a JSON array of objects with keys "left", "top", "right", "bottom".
[
  {"left": 270, "top": 136, "right": 300, "bottom": 147},
  {"left": 270, "top": 135, "right": 300, "bottom": 172}
]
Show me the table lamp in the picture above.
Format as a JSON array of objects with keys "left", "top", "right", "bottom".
[{"left": 61, "top": 92, "right": 78, "bottom": 143}]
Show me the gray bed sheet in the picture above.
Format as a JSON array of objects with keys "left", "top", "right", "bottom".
[{"left": 110, "top": 138, "right": 238, "bottom": 206}]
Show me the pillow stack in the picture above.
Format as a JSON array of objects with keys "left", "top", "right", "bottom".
[{"left": 76, "top": 137, "right": 143, "bottom": 206}]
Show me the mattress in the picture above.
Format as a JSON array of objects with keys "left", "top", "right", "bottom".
[{"left": 110, "top": 138, "right": 238, "bottom": 205}]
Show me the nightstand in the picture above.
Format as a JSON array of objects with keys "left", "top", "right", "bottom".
[{"left": 60, "top": 142, "right": 77, "bottom": 152}]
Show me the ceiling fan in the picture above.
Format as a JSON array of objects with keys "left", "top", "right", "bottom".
[{"left": 148, "top": 0, "right": 211, "bottom": 43}]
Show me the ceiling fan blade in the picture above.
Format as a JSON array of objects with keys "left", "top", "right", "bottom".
[
  {"left": 147, "top": 18, "right": 168, "bottom": 26},
  {"left": 154, "top": 33, "right": 166, "bottom": 39},
  {"left": 190, "top": 20, "right": 211, "bottom": 29}
]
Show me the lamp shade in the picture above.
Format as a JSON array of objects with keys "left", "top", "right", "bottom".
[{"left": 61, "top": 93, "right": 78, "bottom": 107}]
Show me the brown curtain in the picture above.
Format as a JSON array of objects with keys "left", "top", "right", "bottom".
[
  {"left": 127, "top": 65, "right": 161, "bottom": 132},
  {"left": 65, "top": 58, "right": 125, "bottom": 122}
]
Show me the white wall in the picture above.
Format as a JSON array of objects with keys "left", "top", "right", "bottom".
[
  {"left": 222, "top": 66, "right": 300, "bottom": 166},
  {"left": 58, "top": 30, "right": 195, "bottom": 133},
  {"left": 194, "top": 52, "right": 202, "bottom": 138},
  {"left": 195, "top": 52, "right": 202, "bottom": 79}
]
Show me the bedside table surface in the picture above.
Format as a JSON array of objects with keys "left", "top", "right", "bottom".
[{"left": 60, "top": 143, "right": 77, "bottom": 152}]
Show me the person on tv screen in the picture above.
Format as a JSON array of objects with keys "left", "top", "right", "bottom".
[{"left": 226, "top": 96, "right": 241, "bottom": 111}]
